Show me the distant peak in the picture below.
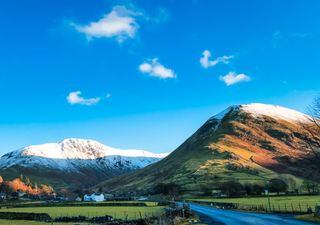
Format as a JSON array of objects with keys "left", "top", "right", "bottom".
[
  {"left": 9, "top": 138, "right": 169, "bottom": 160},
  {"left": 60, "top": 138, "right": 98, "bottom": 144}
]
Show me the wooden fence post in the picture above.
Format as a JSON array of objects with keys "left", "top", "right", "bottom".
[
  {"left": 285, "top": 204, "right": 287, "bottom": 213},
  {"left": 299, "top": 203, "right": 302, "bottom": 213}
]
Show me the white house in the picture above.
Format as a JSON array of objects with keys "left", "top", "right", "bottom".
[
  {"left": 17, "top": 191, "right": 26, "bottom": 197},
  {"left": 0, "top": 193, "right": 6, "bottom": 200},
  {"left": 83, "top": 193, "right": 105, "bottom": 202},
  {"left": 137, "top": 196, "right": 148, "bottom": 201}
]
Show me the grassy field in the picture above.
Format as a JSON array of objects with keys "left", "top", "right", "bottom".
[
  {"left": 188, "top": 195, "right": 320, "bottom": 212},
  {"left": 0, "top": 220, "right": 83, "bottom": 225},
  {"left": 295, "top": 214, "right": 320, "bottom": 223},
  {"left": 0, "top": 205, "right": 165, "bottom": 220},
  {"left": 0, "top": 201, "right": 166, "bottom": 225},
  {"left": 0, "top": 200, "right": 159, "bottom": 207},
  {"left": 68, "top": 201, "right": 159, "bottom": 207}
]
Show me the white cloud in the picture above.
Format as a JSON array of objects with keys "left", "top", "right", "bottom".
[
  {"left": 138, "top": 58, "right": 176, "bottom": 79},
  {"left": 200, "top": 50, "right": 234, "bottom": 68},
  {"left": 67, "top": 91, "right": 101, "bottom": 106},
  {"left": 220, "top": 72, "right": 251, "bottom": 86},
  {"left": 74, "top": 6, "right": 141, "bottom": 42}
]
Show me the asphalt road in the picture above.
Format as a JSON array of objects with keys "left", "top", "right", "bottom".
[{"left": 189, "top": 203, "right": 317, "bottom": 225}]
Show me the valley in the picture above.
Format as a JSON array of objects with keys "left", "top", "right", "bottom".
[
  {"left": 2, "top": 1, "right": 320, "bottom": 224},
  {"left": 0, "top": 103, "right": 319, "bottom": 225}
]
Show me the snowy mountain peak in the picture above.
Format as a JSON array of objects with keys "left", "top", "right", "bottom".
[
  {"left": 0, "top": 138, "right": 169, "bottom": 177},
  {"left": 240, "top": 103, "right": 310, "bottom": 122},
  {"left": 16, "top": 138, "right": 168, "bottom": 160},
  {"left": 211, "top": 103, "right": 310, "bottom": 123}
]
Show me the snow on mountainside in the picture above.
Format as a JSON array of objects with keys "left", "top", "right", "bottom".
[
  {"left": 0, "top": 138, "right": 169, "bottom": 171},
  {"left": 210, "top": 103, "right": 310, "bottom": 122}
]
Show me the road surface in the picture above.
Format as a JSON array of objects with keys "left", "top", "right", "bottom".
[{"left": 189, "top": 203, "right": 317, "bottom": 225}]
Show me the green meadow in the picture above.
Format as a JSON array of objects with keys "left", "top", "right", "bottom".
[
  {"left": 0, "top": 220, "right": 79, "bottom": 225},
  {"left": 188, "top": 195, "right": 320, "bottom": 212},
  {"left": 0, "top": 205, "right": 165, "bottom": 220}
]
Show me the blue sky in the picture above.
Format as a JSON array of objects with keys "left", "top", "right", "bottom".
[{"left": 0, "top": 0, "right": 319, "bottom": 154}]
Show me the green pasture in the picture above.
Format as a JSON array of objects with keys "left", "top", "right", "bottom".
[
  {"left": 296, "top": 214, "right": 320, "bottom": 223},
  {"left": 0, "top": 205, "right": 165, "bottom": 220},
  {"left": 188, "top": 195, "right": 320, "bottom": 212},
  {"left": 0, "top": 220, "right": 81, "bottom": 225},
  {"left": 0, "top": 200, "right": 158, "bottom": 208}
]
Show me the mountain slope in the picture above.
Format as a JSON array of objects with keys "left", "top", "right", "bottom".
[
  {"left": 96, "top": 103, "right": 320, "bottom": 195},
  {"left": 0, "top": 138, "right": 168, "bottom": 189}
]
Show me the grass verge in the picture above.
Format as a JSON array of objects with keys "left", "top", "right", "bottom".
[{"left": 295, "top": 214, "right": 320, "bottom": 224}]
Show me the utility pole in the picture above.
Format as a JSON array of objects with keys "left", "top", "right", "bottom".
[
  {"left": 265, "top": 181, "right": 271, "bottom": 212},
  {"left": 267, "top": 190, "right": 271, "bottom": 212}
]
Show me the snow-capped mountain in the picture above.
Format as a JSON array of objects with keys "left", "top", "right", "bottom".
[
  {"left": 97, "top": 103, "right": 319, "bottom": 194},
  {"left": 0, "top": 138, "right": 169, "bottom": 188}
]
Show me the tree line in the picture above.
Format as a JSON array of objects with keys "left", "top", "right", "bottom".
[{"left": 0, "top": 175, "right": 54, "bottom": 198}]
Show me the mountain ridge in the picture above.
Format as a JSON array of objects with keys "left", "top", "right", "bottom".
[
  {"left": 0, "top": 138, "right": 169, "bottom": 189},
  {"left": 4, "top": 138, "right": 168, "bottom": 160}
]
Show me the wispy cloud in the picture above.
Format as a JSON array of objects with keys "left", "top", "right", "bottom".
[
  {"left": 272, "top": 31, "right": 312, "bottom": 48},
  {"left": 220, "top": 72, "right": 250, "bottom": 86},
  {"left": 73, "top": 6, "right": 142, "bottom": 42},
  {"left": 67, "top": 91, "right": 101, "bottom": 106},
  {"left": 139, "top": 58, "right": 176, "bottom": 79},
  {"left": 200, "top": 50, "right": 234, "bottom": 68},
  {"left": 290, "top": 32, "right": 312, "bottom": 38},
  {"left": 147, "top": 7, "right": 170, "bottom": 23}
]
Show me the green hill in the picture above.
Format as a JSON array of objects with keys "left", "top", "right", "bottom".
[{"left": 95, "top": 104, "right": 320, "bottom": 195}]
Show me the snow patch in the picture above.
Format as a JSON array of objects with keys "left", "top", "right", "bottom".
[
  {"left": 210, "top": 103, "right": 310, "bottom": 123},
  {"left": 240, "top": 103, "right": 310, "bottom": 122}
]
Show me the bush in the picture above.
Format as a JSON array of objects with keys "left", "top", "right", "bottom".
[
  {"left": 153, "top": 183, "right": 182, "bottom": 196},
  {"left": 91, "top": 215, "right": 113, "bottom": 223},
  {"left": 269, "top": 178, "right": 288, "bottom": 194},
  {"left": 0, "top": 212, "right": 51, "bottom": 221},
  {"left": 252, "top": 184, "right": 264, "bottom": 195},
  {"left": 219, "top": 181, "right": 244, "bottom": 197},
  {"left": 55, "top": 216, "right": 87, "bottom": 222}
]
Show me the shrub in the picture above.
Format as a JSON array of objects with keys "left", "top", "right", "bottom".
[
  {"left": 269, "top": 178, "right": 288, "bottom": 194},
  {"left": 219, "top": 181, "right": 244, "bottom": 197},
  {"left": 153, "top": 182, "right": 182, "bottom": 196}
]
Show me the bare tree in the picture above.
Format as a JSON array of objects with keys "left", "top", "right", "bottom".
[
  {"left": 307, "top": 97, "right": 320, "bottom": 154},
  {"left": 299, "top": 96, "right": 320, "bottom": 160},
  {"left": 309, "top": 96, "right": 320, "bottom": 120}
]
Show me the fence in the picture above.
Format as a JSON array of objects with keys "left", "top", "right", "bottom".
[
  {"left": 0, "top": 201, "right": 148, "bottom": 208},
  {"left": 188, "top": 200, "right": 318, "bottom": 214}
]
